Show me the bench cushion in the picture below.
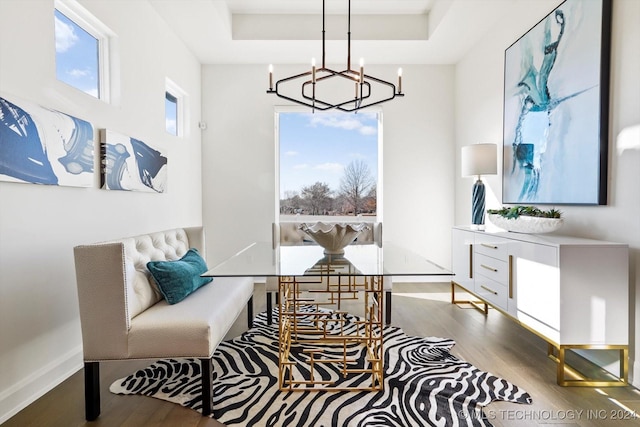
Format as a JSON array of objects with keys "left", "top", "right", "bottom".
[{"left": 127, "top": 276, "right": 254, "bottom": 359}]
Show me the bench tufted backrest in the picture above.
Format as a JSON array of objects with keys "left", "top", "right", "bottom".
[
  {"left": 73, "top": 227, "right": 205, "bottom": 360},
  {"left": 121, "top": 229, "right": 191, "bottom": 319}
]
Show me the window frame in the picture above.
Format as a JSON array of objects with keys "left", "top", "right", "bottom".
[{"left": 54, "top": 0, "right": 113, "bottom": 102}]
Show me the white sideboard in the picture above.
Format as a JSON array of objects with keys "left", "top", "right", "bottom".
[{"left": 451, "top": 226, "right": 629, "bottom": 386}]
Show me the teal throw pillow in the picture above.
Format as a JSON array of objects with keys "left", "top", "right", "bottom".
[{"left": 147, "top": 248, "right": 212, "bottom": 305}]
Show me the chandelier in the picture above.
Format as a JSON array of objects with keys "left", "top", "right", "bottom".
[{"left": 266, "top": 0, "right": 404, "bottom": 113}]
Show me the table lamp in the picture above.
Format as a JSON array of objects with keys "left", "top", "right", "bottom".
[{"left": 461, "top": 143, "right": 497, "bottom": 229}]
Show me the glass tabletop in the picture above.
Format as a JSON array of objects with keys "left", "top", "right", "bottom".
[{"left": 202, "top": 242, "right": 452, "bottom": 277}]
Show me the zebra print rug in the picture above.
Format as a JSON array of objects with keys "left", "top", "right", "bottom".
[{"left": 110, "top": 309, "right": 532, "bottom": 426}]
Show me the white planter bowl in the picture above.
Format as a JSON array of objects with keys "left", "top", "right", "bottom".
[
  {"left": 299, "top": 222, "right": 369, "bottom": 254},
  {"left": 487, "top": 214, "right": 564, "bottom": 234}
]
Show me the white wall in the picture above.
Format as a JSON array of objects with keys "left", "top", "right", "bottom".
[
  {"left": 201, "top": 64, "right": 455, "bottom": 268},
  {"left": 0, "top": 0, "right": 203, "bottom": 422},
  {"left": 454, "top": 0, "right": 640, "bottom": 386}
]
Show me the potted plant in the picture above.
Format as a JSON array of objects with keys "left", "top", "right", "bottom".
[{"left": 486, "top": 206, "right": 563, "bottom": 234}]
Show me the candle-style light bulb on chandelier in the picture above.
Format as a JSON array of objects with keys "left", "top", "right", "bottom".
[{"left": 266, "top": 0, "right": 404, "bottom": 113}]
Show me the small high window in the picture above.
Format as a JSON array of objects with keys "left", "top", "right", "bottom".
[
  {"left": 165, "top": 78, "right": 187, "bottom": 137},
  {"left": 54, "top": 0, "right": 112, "bottom": 100},
  {"left": 165, "top": 92, "right": 178, "bottom": 136}
]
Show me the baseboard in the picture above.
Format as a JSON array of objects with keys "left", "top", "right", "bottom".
[{"left": 0, "top": 346, "right": 83, "bottom": 424}]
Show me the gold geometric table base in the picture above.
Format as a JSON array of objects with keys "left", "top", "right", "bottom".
[{"left": 278, "top": 274, "right": 384, "bottom": 392}]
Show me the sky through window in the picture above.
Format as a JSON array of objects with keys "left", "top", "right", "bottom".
[
  {"left": 165, "top": 92, "right": 178, "bottom": 135},
  {"left": 54, "top": 9, "right": 99, "bottom": 98},
  {"left": 279, "top": 111, "right": 379, "bottom": 199}
]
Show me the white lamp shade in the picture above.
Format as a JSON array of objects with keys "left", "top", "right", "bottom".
[{"left": 461, "top": 143, "right": 497, "bottom": 177}]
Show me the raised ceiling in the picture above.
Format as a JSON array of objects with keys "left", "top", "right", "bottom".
[{"left": 148, "top": 0, "right": 521, "bottom": 65}]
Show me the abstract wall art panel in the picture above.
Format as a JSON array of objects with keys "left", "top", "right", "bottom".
[
  {"left": 502, "top": 0, "right": 611, "bottom": 205},
  {"left": 100, "top": 129, "right": 167, "bottom": 193},
  {"left": 0, "top": 94, "right": 94, "bottom": 187}
]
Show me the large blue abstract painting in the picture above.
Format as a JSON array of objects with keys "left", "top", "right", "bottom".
[
  {"left": 502, "top": 0, "right": 610, "bottom": 205},
  {"left": 0, "top": 94, "right": 94, "bottom": 187},
  {"left": 100, "top": 129, "right": 167, "bottom": 193}
]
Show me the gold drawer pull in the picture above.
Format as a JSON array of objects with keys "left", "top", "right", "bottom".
[
  {"left": 480, "top": 285, "right": 498, "bottom": 295},
  {"left": 480, "top": 264, "right": 498, "bottom": 272},
  {"left": 481, "top": 243, "right": 498, "bottom": 249},
  {"left": 508, "top": 255, "right": 513, "bottom": 299}
]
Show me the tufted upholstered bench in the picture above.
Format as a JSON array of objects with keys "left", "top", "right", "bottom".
[
  {"left": 266, "top": 221, "right": 394, "bottom": 324},
  {"left": 73, "top": 227, "right": 254, "bottom": 420}
]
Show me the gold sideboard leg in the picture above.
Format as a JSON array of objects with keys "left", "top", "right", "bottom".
[
  {"left": 547, "top": 343, "right": 559, "bottom": 363},
  {"left": 450, "top": 281, "right": 488, "bottom": 315},
  {"left": 621, "top": 347, "right": 629, "bottom": 383},
  {"left": 553, "top": 344, "right": 629, "bottom": 387}
]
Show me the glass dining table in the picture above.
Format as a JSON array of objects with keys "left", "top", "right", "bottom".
[{"left": 203, "top": 241, "right": 451, "bottom": 392}]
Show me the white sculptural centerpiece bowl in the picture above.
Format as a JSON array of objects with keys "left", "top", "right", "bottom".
[{"left": 299, "top": 222, "right": 369, "bottom": 255}]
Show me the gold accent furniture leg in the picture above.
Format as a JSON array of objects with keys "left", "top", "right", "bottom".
[
  {"left": 450, "top": 281, "right": 488, "bottom": 315},
  {"left": 548, "top": 344, "right": 628, "bottom": 387}
]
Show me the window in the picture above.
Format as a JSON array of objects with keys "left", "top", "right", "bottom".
[
  {"left": 54, "top": 0, "right": 112, "bottom": 100},
  {"left": 165, "top": 78, "right": 187, "bottom": 137},
  {"left": 277, "top": 110, "right": 382, "bottom": 221},
  {"left": 165, "top": 92, "right": 178, "bottom": 136}
]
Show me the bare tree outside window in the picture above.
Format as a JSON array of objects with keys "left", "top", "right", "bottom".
[
  {"left": 280, "top": 190, "right": 302, "bottom": 214},
  {"left": 301, "top": 182, "right": 333, "bottom": 215},
  {"left": 340, "top": 160, "right": 375, "bottom": 215}
]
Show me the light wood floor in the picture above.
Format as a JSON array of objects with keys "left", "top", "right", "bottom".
[{"left": 5, "top": 282, "right": 640, "bottom": 427}]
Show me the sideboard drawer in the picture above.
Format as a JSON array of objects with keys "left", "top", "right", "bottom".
[
  {"left": 474, "top": 233, "right": 509, "bottom": 259},
  {"left": 474, "top": 275, "right": 508, "bottom": 310},
  {"left": 474, "top": 252, "right": 509, "bottom": 284}
]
